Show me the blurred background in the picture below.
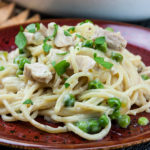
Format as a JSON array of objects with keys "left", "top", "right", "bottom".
[{"left": 1, "top": 0, "right": 150, "bottom": 28}]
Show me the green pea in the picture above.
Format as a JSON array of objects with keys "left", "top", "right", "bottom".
[
  {"left": 98, "top": 114, "right": 109, "bottom": 128},
  {"left": 64, "top": 94, "right": 75, "bottom": 107},
  {"left": 110, "top": 109, "right": 121, "bottom": 120},
  {"left": 18, "top": 57, "right": 30, "bottom": 69},
  {"left": 13, "top": 55, "right": 25, "bottom": 64},
  {"left": 75, "top": 121, "right": 89, "bottom": 133},
  {"left": 111, "top": 52, "right": 123, "bottom": 62},
  {"left": 82, "top": 40, "right": 94, "bottom": 48},
  {"left": 107, "top": 97, "right": 121, "bottom": 110},
  {"left": 0, "top": 66, "right": 5, "bottom": 71},
  {"left": 88, "top": 119, "right": 101, "bottom": 134},
  {"left": 138, "top": 117, "right": 149, "bottom": 126},
  {"left": 118, "top": 114, "right": 130, "bottom": 128},
  {"left": 88, "top": 80, "right": 104, "bottom": 89},
  {"left": 16, "top": 69, "right": 23, "bottom": 77},
  {"left": 141, "top": 75, "right": 150, "bottom": 80}
]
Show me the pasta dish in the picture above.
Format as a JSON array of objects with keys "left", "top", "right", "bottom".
[{"left": 0, "top": 20, "right": 150, "bottom": 140}]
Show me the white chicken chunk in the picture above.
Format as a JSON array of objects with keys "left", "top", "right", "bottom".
[
  {"left": 75, "top": 55, "right": 96, "bottom": 72},
  {"left": 2, "top": 77, "right": 25, "bottom": 92},
  {"left": 24, "top": 32, "right": 45, "bottom": 45},
  {"left": 48, "top": 22, "right": 74, "bottom": 47},
  {"left": 55, "top": 27, "right": 74, "bottom": 47},
  {"left": 24, "top": 63, "right": 52, "bottom": 83},
  {"left": 38, "top": 23, "right": 48, "bottom": 37},
  {"left": 47, "top": 48, "right": 66, "bottom": 63},
  {"left": 93, "top": 26, "right": 127, "bottom": 50}
]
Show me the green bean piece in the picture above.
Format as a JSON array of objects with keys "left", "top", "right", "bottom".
[
  {"left": 76, "top": 121, "right": 89, "bottom": 133},
  {"left": 88, "top": 80, "right": 104, "bottom": 89},
  {"left": 118, "top": 114, "right": 130, "bottom": 128},
  {"left": 110, "top": 110, "right": 121, "bottom": 120},
  {"left": 88, "top": 119, "right": 101, "bottom": 134},
  {"left": 111, "top": 52, "right": 123, "bottom": 62},
  {"left": 98, "top": 114, "right": 109, "bottom": 128},
  {"left": 64, "top": 94, "right": 75, "bottom": 107},
  {"left": 138, "top": 117, "right": 149, "bottom": 126},
  {"left": 107, "top": 97, "right": 121, "bottom": 110}
]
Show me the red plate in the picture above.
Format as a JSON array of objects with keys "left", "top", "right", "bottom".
[{"left": 0, "top": 19, "right": 150, "bottom": 150}]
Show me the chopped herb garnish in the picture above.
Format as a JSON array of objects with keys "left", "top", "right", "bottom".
[
  {"left": 141, "top": 75, "right": 150, "bottom": 80},
  {"left": 76, "top": 34, "right": 86, "bottom": 40},
  {"left": 94, "top": 36, "right": 107, "bottom": 53},
  {"left": 105, "top": 27, "right": 114, "bottom": 32},
  {"left": 56, "top": 52, "right": 68, "bottom": 56},
  {"left": 64, "top": 30, "right": 71, "bottom": 36},
  {"left": 15, "top": 31, "right": 27, "bottom": 50},
  {"left": 82, "top": 40, "right": 94, "bottom": 48},
  {"left": 20, "top": 26, "right": 24, "bottom": 32},
  {"left": 79, "top": 19, "right": 93, "bottom": 25},
  {"left": 94, "top": 53, "right": 113, "bottom": 69},
  {"left": 53, "top": 60, "right": 70, "bottom": 76},
  {"left": 52, "top": 23, "right": 58, "bottom": 39},
  {"left": 36, "top": 23, "right": 40, "bottom": 31},
  {"left": 26, "top": 23, "right": 40, "bottom": 33},
  {"left": 64, "top": 77, "right": 68, "bottom": 81},
  {"left": 0, "top": 66, "right": 5, "bottom": 71},
  {"left": 43, "top": 42, "right": 52, "bottom": 53},
  {"left": 26, "top": 23, "right": 36, "bottom": 33},
  {"left": 67, "top": 27, "right": 75, "bottom": 33},
  {"left": 111, "top": 52, "right": 123, "bottom": 62},
  {"left": 65, "top": 82, "right": 70, "bottom": 88},
  {"left": 23, "top": 99, "right": 33, "bottom": 105}
]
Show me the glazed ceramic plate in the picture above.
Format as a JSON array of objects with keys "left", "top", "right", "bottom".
[{"left": 0, "top": 19, "right": 150, "bottom": 150}]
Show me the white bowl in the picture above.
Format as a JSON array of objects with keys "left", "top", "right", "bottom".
[{"left": 12, "top": 0, "right": 150, "bottom": 21}]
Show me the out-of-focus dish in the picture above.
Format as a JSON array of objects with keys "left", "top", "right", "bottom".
[
  {"left": 12, "top": 0, "right": 150, "bottom": 21},
  {"left": 0, "top": 20, "right": 150, "bottom": 141}
]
